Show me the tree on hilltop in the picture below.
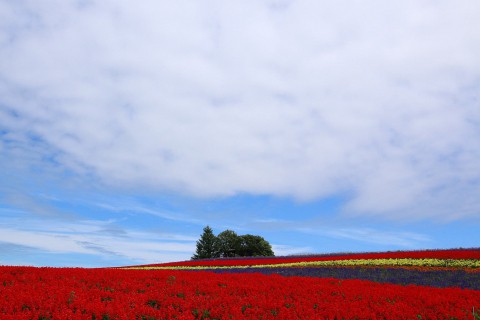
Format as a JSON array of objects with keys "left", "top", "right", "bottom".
[
  {"left": 192, "top": 226, "right": 218, "bottom": 260},
  {"left": 216, "top": 230, "right": 241, "bottom": 258},
  {"left": 238, "top": 234, "right": 274, "bottom": 257},
  {"left": 191, "top": 226, "right": 275, "bottom": 259}
]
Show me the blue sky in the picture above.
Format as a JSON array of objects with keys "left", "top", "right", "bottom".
[{"left": 1, "top": 1, "right": 479, "bottom": 267}]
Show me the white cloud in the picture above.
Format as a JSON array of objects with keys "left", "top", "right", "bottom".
[
  {"left": 0, "top": 1, "right": 479, "bottom": 221},
  {"left": 325, "top": 228, "right": 430, "bottom": 248},
  {"left": 95, "top": 203, "right": 202, "bottom": 224},
  {"left": 0, "top": 218, "right": 195, "bottom": 265},
  {"left": 272, "top": 244, "right": 314, "bottom": 256}
]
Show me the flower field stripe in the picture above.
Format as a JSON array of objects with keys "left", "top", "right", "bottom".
[
  {"left": 123, "top": 258, "right": 480, "bottom": 270},
  {"left": 271, "top": 258, "right": 480, "bottom": 269},
  {"left": 208, "top": 267, "right": 480, "bottom": 291},
  {"left": 136, "top": 248, "right": 480, "bottom": 268}
]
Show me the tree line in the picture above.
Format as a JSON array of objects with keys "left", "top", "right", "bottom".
[{"left": 192, "top": 226, "right": 275, "bottom": 259}]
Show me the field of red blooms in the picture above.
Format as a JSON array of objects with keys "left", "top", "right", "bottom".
[{"left": 1, "top": 249, "right": 480, "bottom": 319}]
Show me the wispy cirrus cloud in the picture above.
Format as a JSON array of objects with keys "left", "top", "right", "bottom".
[
  {"left": 95, "top": 203, "right": 202, "bottom": 224},
  {"left": 321, "top": 228, "right": 431, "bottom": 248},
  {"left": 271, "top": 244, "right": 314, "bottom": 256},
  {"left": 0, "top": 216, "right": 195, "bottom": 266},
  {"left": 250, "top": 217, "right": 431, "bottom": 249}
]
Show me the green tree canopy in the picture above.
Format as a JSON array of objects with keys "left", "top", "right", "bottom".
[
  {"left": 215, "top": 230, "right": 241, "bottom": 258},
  {"left": 191, "top": 226, "right": 218, "bottom": 260},
  {"left": 238, "top": 234, "right": 274, "bottom": 257},
  {"left": 191, "top": 226, "right": 275, "bottom": 259}
]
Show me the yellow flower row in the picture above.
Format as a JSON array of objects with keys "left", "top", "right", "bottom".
[
  {"left": 269, "top": 258, "right": 480, "bottom": 269},
  {"left": 125, "top": 258, "right": 480, "bottom": 270}
]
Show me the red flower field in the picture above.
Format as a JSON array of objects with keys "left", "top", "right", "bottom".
[{"left": 1, "top": 249, "right": 479, "bottom": 319}]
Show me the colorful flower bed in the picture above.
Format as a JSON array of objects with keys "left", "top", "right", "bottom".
[
  {"left": 2, "top": 249, "right": 480, "bottom": 319},
  {"left": 208, "top": 267, "right": 480, "bottom": 290},
  {"left": 134, "top": 248, "right": 480, "bottom": 268},
  {"left": 128, "top": 258, "right": 480, "bottom": 270},
  {"left": 1, "top": 266, "right": 479, "bottom": 319}
]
